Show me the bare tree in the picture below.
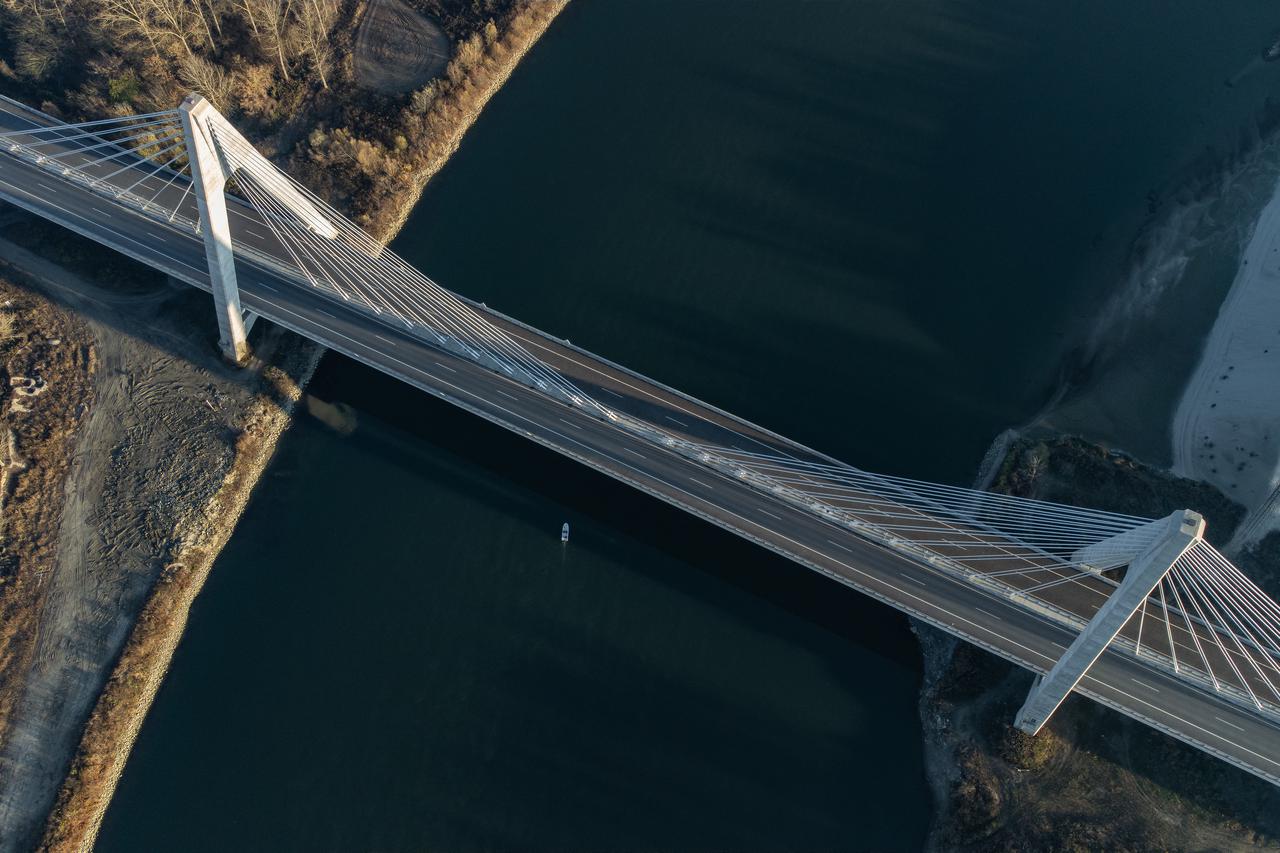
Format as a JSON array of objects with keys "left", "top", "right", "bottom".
[
  {"left": 2, "top": 0, "right": 72, "bottom": 29},
  {"left": 12, "top": 16, "right": 59, "bottom": 79},
  {"left": 146, "top": 0, "right": 208, "bottom": 54},
  {"left": 97, "top": 0, "right": 202, "bottom": 60},
  {"left": 245, "top": 0, "right": 293, "bottom": 80},
  {"left": 97, "top": 0, "right": 165, "bottom": 60},
  {"left": 295, "top": 0, "right": 336, "bottom": 88},
  {"left": 199, "top": 0, "right": 225, "bottom": 38},
  {"left": 234, "top": 0, "right": 261, "bottom": 35},
  {"left": 178, "top": 54, "right": 234, "bottom": 112}
]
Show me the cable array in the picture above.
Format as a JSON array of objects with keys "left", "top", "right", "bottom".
[
  {"left": 1135, "top": 540, "right": 1280, "bottom": 709},
  {"left": 0, "top": 109, "right": 602, "bottom": 410},
  {"left": 0, "top": 111, "right": 193, "bottom": 217},
  {"left": 205, "top": 125, "right": 601, "bottom": 409},
  {"left": 697, "top": 443, "right": 1155, "bottom": 579}
]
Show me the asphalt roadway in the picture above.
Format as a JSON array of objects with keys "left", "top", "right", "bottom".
[{"left": 1, "top": 99, "right": 1279, "bottom": 788}]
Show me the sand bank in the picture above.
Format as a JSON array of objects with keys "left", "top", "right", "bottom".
[{"left": 1172, "top": 173, "right": 1280, "bottom": 547}]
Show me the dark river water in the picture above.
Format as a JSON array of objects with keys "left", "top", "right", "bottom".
[{"left": 97, "top": 2, "right": 1280, "bottom": 850}]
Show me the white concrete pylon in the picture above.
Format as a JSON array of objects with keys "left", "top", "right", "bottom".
[
  {"left": 178, "top": 93, "right": 338, "bottom": 364},
  {"left": 179, "top": 94, "right": 250, "bottom": 365},
  {"left": 1014, "top": 509, "right": 1206, "bottom": 735}
]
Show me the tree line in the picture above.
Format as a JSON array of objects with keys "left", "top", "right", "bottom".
[
  {"left": 1, "top": 0, "right": 348, "bottom": 119},
  {"left": 0, "top": 0, "right": 532, "bottom": 233}
]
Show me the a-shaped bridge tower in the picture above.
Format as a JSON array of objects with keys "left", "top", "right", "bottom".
[{"left": 178, "top": 94, "right": 337, "bottom": 363}]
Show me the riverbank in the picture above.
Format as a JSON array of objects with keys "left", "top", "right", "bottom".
[
  {"left": 37, "top": 329, "right": 322, "bottom": 852},
  {"left": 0, "top": 217, "right": 323, "bottom": 852},
  {"left": 376, "top": 0, "right": 569, "bottom": 242},
  {"left": 1172, "top": 170, "right": 1280, "bottom": 550},
  {"left": 14, "top": 4, "right": 571, "bottom": 850}
]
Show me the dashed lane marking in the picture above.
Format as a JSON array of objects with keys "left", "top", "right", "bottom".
[{"left": 1215, "top": 716, "right": 1247, "bottom": 732}]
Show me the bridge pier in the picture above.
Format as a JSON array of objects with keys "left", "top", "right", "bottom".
[
  {"left": 179, "top": 95, "right": 249, "bottom": 366},
  {"left": 1014, "top": 509, "right": 1205, "bottom": 734}
]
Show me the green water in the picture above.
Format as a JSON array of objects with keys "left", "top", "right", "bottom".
[{"left": 96, "top": 1, "right": 1280, "bottom": 850}]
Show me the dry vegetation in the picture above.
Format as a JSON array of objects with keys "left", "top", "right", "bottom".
[
  {"left": 0, "top": 276, "right": 94, "bottom": 756},
  {"left": 0, "top": 0, "right": 568, "bottom": 238}
]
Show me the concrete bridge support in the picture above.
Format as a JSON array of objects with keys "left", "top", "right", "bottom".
[
  {"left": 1014, "top": 509, "right": 1205, "bottom": 734},
  {"left": 179, "top": 94, "right": 249, "bottom": 365},
  {"left": 178, "top": 93, "right": 337, "bottom": 365}
]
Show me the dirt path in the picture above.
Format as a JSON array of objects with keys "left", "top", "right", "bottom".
[
  {"left": 354, "top": 0, "right": 450, "bottom": 94},
  {"left": 0, "top": 226, "right": 313, "bottom": 851}
]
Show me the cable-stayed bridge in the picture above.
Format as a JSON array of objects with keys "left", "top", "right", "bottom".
[{"left": 3, "top": 95, "right": 1280, "bottom": 787}]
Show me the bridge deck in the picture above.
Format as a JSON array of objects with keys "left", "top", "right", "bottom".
[{"left": 1, "top": 97, "right": 1279, "bottom": 787}]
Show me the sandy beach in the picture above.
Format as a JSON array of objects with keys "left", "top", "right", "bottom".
[{"left": 1172, "top": 172, "right": 1280, "bottom": 548}]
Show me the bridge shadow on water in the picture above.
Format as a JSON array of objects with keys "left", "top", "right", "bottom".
[{"left": 308, "top": 349, "right": 925, "bottom": 676}]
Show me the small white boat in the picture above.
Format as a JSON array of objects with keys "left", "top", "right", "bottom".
[{"left": 561, "top": 522, "right": 570, "bottom": 543}]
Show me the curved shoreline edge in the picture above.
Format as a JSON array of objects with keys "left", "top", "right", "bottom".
[
  {"left": 35, "top": 3, "right": 570, "bottom": 850},
  {"left": 1171, "top": 171, "right": 1280, "bottom": 551}
]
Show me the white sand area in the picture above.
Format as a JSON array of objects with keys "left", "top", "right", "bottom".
[{"left": 1172, "top": 173, "right": 1280, "bottom": 549}]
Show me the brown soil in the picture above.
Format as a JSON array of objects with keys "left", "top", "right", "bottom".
[{"left": 354, "top": 0, "right": 451, "bottom": 94}]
